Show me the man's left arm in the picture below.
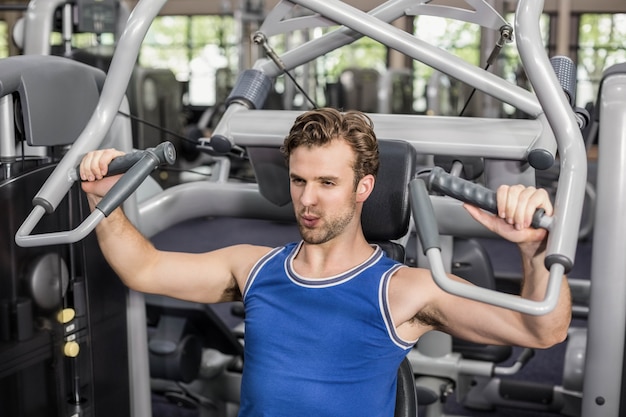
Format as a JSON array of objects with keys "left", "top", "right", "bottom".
[{"left": 463, "top": 184, "right": 572, "bottom": 347}]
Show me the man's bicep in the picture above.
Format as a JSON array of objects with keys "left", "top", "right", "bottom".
[{"left": 144, "top": 246, "right": 249, "bottom": 303}]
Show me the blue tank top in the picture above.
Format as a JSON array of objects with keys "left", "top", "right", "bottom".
[{"left": 239, "top": 241, "right": 416, "bottom": 417}]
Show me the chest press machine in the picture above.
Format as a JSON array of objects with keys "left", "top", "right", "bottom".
[{"left": 8, "top": 0, "right": 626, "bottom": 417}]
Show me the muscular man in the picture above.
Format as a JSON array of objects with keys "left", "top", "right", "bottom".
[{"left": 80, "top": 107, "right": 571, "bottom": 417}]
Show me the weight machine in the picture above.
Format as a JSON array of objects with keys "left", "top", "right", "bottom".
[
  {"left": 4, "top": 0, "right": 624, "bottom": 417},
  {"left": 0, "top": 55, "right": 136, "bottom": 416},
  {"left": 204, "top": 2, "right": 588, "bottom": 415}
]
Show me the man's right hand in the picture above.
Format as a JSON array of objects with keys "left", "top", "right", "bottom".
[{"left": 79, "top": 148, "right": 126, "bottom": 207}]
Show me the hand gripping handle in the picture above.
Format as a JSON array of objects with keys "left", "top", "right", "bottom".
[
  {"left": 95, "top": 142, "right": 176, "bottom": 216},
  {"left": 15, "top": 142, "right": 176, "bottom": 247},
  {"left": 72, "top": 141, "right": 176, "bottom": 181},
  {"left": 410, "top": 175, "right": 564, "bottom": 316},
  {"left": 427, "top": 166, "right": 551, "bottom": 230}
]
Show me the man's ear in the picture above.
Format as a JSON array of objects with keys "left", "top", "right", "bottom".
[{"left": 356, "top": 174, "right": 375, "bottom": 203}]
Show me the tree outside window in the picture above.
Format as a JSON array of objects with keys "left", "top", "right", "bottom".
[
  {"left": 577, "top": 13, "right": 626, "bottom": 108},
  {"left": 140, "top": 15, "right": 237, "bottom": 107},
  {"left": 412, "top": 13, "right": 550, "bottom": 117},
  {"left": 0, "top": 21, "right": 8, "bottom": 58},
  {"left": 413, "top": 15, "right": 481, "bottom": 115}
]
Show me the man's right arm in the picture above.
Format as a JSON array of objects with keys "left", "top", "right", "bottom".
[
  {"left": 94, "top": 207, "right": 268, "bottom": 302},
  {"left": 80, "top": 149, "right": 270, "bottom": 303}
]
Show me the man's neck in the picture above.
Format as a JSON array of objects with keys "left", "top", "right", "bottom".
[{"left": 293, "top": 234, "right": 374, "bottom": 278}]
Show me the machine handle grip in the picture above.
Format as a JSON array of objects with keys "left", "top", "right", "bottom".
[
  {"left": 410, "top": 175, "right": 564, "bottom": 316},
  {"left": 427, "top": 166, "right": 551, "bottom": 230},
  {"left": 550, "top": 55, "right": 576, "bottom": 106},
  {"left": 428, "top": 166, "right": 497, "bottom": 213},
  {"left": 15, "top": 141, "right": 177, "bottom": 248},
  {"left": 73, "top": 141, "right": 176, "bottom": 181},
  {"left": 516, "top": 347, "right": 535, "bottom": 366},
  {"left": 95, "top": 142, "right": 176, "bottom": 216},
  {"left": 409, "top": 178, "right": 440, "bottom": 252}
]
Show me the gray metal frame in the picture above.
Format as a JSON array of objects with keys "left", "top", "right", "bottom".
[
  {"left": 9, "top": 2, "right": 164, "bottom": 417},
  {"left": 581, "top": 71, "right": 626, "bottom": 417},
  {"left": 8, "top": 0, "right": 614, "bottom": 416},
  {"left": 210, "top": 0, "right": 586, "bottom": 314},
  {"left": 14, "top": 0, "right": 586, "bottom": 307},
  {"left": 20, "top": 0, "right": 129, "bottom": 55}
]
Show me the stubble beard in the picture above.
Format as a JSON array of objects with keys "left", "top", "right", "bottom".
[{"left": 298, "top": 202, "right": 357, "bottom": 245}]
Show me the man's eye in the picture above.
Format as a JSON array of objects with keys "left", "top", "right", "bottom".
[{"left": 291, "top": 178, "right": 304, "bottom": 185}]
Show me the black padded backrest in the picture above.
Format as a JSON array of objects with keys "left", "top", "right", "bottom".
[
  {"left": 362, "top": 139, "right": 417, "bottom": 242},
  {"left": 395, "top": 357, "right": 419, "bottom": 417},
  {"left": 248, "top": 138, "right": 417, "bottom": 244},
  {"left": 0, "top": 55, "right": 106, "bottom": 147}
]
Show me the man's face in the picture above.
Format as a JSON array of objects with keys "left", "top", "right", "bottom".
[{"left": 288, "top": 140, "right": 360, "bottom": 245}]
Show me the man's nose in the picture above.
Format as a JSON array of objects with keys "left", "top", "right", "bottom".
[{"left": 299, "top": 183, "right": 318, "bottom": 206}]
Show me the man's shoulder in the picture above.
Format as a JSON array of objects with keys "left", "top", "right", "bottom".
[
  {"left": 228, "top": 243, "right": 277, "bottom": 259},
  {"left": 226, "top": 242, "right": 300, "bottom": 264},
  {"left": 389, "top": 264, "right": 432, "bottom": 283}
]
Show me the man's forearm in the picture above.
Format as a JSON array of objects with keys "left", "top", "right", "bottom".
[
  {"left": 519, "top": 243, "right": 572, "bottom": 345},
  {"left": 95, "top": 207, "right": 157, "bottom": 291},
  {"left": 519, "top": 243, "right": 550, "bottom": 300}
]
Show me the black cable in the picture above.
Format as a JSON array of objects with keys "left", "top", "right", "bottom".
[
  {"left": 253, "top": 31, "right": 318, "bottom": 109},
  {"left": 282, "top": 69, "right": 318, "bottom": 110},
  {"left": 458, "top": 25, "right": 512, "bottom": 117},
  {"left": 116, "top": 110, "right": 248, "bottom": 163},
  {"left": 458, "top": 62, "right": 491, "bottom": 117},
  {"left": 116, "top": 110, "right": 194, "bottom": 145}
]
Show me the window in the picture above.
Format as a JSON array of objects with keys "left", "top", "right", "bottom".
[
  {"left": 0, "top": 21, "right": 9, "bottom": 58},
  {"left": 257, "top": 27, "right": 387, "bottom": 110},
  {"left": 577, "top": 13, "right": 626, "bottom": 108},
  {"left": 317, "top": 34, "right": 387, "bottom": 81},
  {"left": 412, "top": 13, "right": 550, "bottom": 116},
  {"left": 413, "top": 15, "right": 481, "bottom": 115},
  {"left": 139, "top": 15, "right": 238, "bottom": 107},
  {"left": 49, "top": 31, "right": 116, "bottom": 54},
  {"left": 139, "top": 14, "right": 389, "bottom": 110}
]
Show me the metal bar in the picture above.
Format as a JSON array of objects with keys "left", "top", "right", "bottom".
[
  {"left": 515, "top": 0, "right": 587, "bottom": 276},
  {"left": 138, "top": 182, "right": 295, "bottom": 239},
  {"left": 17, "top": 0, "right": 167, "bottom": 228},
  {"left": 581, "top": 73, "right": 626, "bottom": 417},
  {"left": 426, "top": 247, "right": 565, "bottom": 315},
  {"left": 256, "top": 0, "right": 415, "bottom": 76},
  {"left": 225, "top": 109, "right": 550, "bottom": 160},
  {"left": 291, "top": 0, "right": 542, "bottom": 116},
  {"left": 15, "top": 210, "right": 105, "bottom": 247}
]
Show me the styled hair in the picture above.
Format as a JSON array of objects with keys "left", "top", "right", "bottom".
[{"left": 281, "top": 108, "right": 379, "bottom": 187}]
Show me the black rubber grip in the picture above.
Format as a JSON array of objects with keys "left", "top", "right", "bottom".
[
  {"left": 94, "top": 142, "right": 177, "bottom": 216},
  {"left": 516, "top": 348, "right": 535, "bottom": 366},
  {"left": 78, "top": 141, "right": 176, "bottom": 180},
  {"left": 428, "top": 166, "right": 547, "bottom": 230},
  {"left": 208, "top": 134, "right": 233, "bottom": 154},
  {"left": 226, "top": 69, "right": 272, "bottom": 109},
  {"left": 105, "top": 152, "right": 146, "bottom": 177},
  {"left": 428, "top": 166, "right": 497, "bottom": 214},
  {"left": 96, "top": 152, "right": 160, "bottom": 216},
  {"left": 550, "top": 55, "right": 576, "bottom": 106},
  {"left": 409, "top": 178, "right": 440, "bottom": 253},
  {"left": 151, "top": 141, "right": 177, "bottom": 166}
]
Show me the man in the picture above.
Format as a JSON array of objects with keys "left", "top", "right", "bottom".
[{"left": 80, "top": 107, "right": 571, "bottom": 417}]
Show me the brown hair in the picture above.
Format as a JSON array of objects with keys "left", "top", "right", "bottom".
[{"left": 281, "top": 108, "right": 379, "bottom": 188}]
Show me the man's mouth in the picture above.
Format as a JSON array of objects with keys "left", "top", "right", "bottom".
[{"left": 300, "top": 213, "right": 320, "bottom": 228}]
